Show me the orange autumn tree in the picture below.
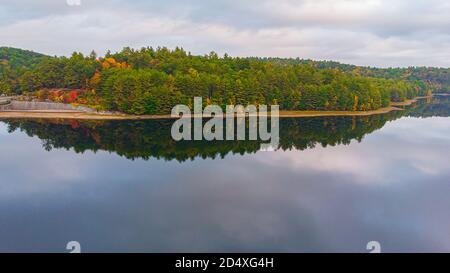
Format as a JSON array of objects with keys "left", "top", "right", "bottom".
[
  {"left": 90, "top": 71, "right": 101, "bottom": 88},
  {"left": 91, "top": 57, "right": 130, "bottom": 87},
  {"left": 89, "top": 57, "right": 130, "bottom": 89},
  {"left": 86, "top": 57, "right": 131, "bottom": 92},
  {"left": 100, "top": 57, "right": 130, "bottom": 70}
]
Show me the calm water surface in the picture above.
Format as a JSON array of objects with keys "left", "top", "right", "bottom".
[{"left": 0, "top": 96, "right": 449, "bottom": 252}]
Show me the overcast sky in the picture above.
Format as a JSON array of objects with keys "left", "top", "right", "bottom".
[{"left": 1, "top": 0, "right": 449, "bottom": 67}]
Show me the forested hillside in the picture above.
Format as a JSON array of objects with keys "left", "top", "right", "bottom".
[
  {"left": 0, "top": 47, "right": 50, "bottom": 95},
  {"left": 1, "top": 46, "right": 446, "bottom": 115},
  {"left": 258, "top": 57, "right": 450, "bottom": 93},
  {"left": 0, "top": 47, "right": 48, "bottom": 69}
]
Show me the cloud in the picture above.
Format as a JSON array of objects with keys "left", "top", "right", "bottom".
[
  {"left": 0, "top": 0, "right": 449, "bottom": 67},
  {"left": 254, "top": 116, "right": 450, "bottom": 182}
]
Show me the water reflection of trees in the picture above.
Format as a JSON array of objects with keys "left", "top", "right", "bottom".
[
  {"left": 406, "top": 95, "right": 450, "bottom": 118},
  {"left": 3, "top": 96, "right": 448, "bottom": 162}
]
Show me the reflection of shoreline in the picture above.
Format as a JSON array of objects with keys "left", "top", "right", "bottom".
[
  {"left": 390, "top": 95, "right": 433, "bottom": 107},
  {"left": 2, "top": 94, "right": 447, "bottom": 162},
  {"left": 0, "top": 96, "right": 432, "bottom": 120},
  {"left": 0, "top": 113, "right": 406, "bottom": 162}
]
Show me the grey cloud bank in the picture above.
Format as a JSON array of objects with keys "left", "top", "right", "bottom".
[{"left": 0, "top": 0, "right": 449, "bottom": 67}]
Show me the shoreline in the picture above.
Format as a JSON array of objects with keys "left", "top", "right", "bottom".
[
  {"left": 0, "top": 106, "right": 405, "bottom": 120},
  {"left": 0, "top": 96, "right": 432, "bottom": 120}
]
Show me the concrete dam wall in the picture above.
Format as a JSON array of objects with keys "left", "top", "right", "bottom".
[{"left": 0, "top": 101, "right": 96, "bottom": 113}]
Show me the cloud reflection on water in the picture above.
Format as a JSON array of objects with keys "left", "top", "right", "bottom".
[{"left": 0, "top": 116, "right": 449, "bottom": 252}]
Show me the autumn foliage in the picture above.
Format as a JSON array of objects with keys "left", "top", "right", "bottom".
[{"left": 13, "top": 47, "right": 442, "bottom": 115}]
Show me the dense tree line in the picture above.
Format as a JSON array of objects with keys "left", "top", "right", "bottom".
[
  {"left": 0, "top": 46, "right": 441, "bottom": 114},
  {"left": 259, "top": 58, "right": 450, "bottom": 93}
]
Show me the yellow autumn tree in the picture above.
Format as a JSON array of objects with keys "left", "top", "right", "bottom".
[{"left": 353, "top": 95, "right": 359, "bottom": 111}]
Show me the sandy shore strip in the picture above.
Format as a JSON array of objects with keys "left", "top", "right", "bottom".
[
  {"left": 277, "top": 106, "right": 404, "bottom": 118},
  {"left": 0, "top": 106, "right": 405, "bottom": 120}
]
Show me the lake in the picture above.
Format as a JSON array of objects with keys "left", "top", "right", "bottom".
[{"left": 0, "top": 96, "right": 449, "bottom": 253}]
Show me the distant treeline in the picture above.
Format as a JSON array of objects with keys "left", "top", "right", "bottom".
[
  {"left": 257, "top": 57, "right": 450, "bottom": 93},
  {"left": 0, "top": 46, "right": 446, "bottom": 115}
]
